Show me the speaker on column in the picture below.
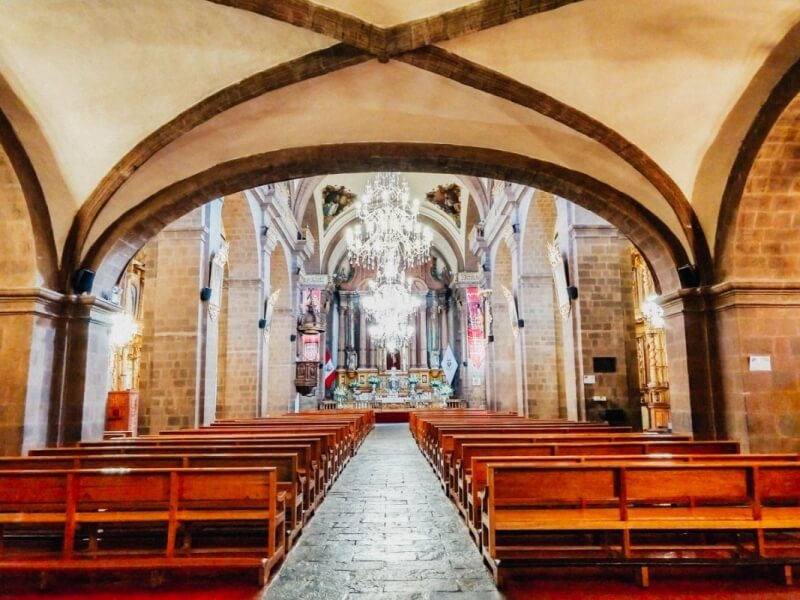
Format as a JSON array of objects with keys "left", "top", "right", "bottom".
[
  {"left": 567, "top": 285, "right": 578, "bottom": 300},
  {"left": 73, "top": 269, "right": 95, "bottom": 295},
  {"left": 200, "top": 287, "right": 212, "bottom": 301},
  {"left": 258, "top": 318, "right": 267, "bottom": 329},
  {"left": 289, "top": 334, "right": 297, "bottom": 342},
  {"left": 677, "top": 264, "right": 698, "bottom": 288}
]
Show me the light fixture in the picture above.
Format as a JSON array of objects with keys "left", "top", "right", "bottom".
[
  {"left": 641, "top": 295, "right": 665, "bottom": 329},
  {"left": 109, "top": 313, "right": 138, "bottom": 348},
  {"left": 346, "top": 172, "right": 432, "bottom": 273}
]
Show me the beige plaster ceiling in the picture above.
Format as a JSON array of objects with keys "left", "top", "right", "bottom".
[
  {"left": 440, "top": 0, "right": 800, "bottom": 241},
  {"left": 0, "top": 0, "right": 335, "bottom": 251},
  {"left": 86, "top": 61, "right": 674, "bottom": 255},
  {"left": 311, "top": 0, "right": 477, "bottom": 27},
  {"left": 0, "top": 0, "right": 798, "bottom": 287}
]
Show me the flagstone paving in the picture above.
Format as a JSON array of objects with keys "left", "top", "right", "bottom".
[{"left": 265, "top": 423, "right": 504, "bottom": 600}]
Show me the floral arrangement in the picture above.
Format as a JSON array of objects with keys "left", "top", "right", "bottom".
[
  {"left": 431, "top": 380, "right": 441, "bottom": 389},
  {"left": 437, "top": 383, "right": 453, "bottom": 398},
  {"left": 348, "top": 381, "right": 360, "bottom": 390},
  {"left": 367, "top": 375, "right": 381, "bottom": 386},
  {"left": 333, "top": 386, "right": 348, "bottom": 402},
  {"left": 407, "top": 374, "right": 419, "bottom": 385}
]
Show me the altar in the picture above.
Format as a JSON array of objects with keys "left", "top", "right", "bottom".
[{"left": 336, "top": 366, "right": 445, "bottom": 397}]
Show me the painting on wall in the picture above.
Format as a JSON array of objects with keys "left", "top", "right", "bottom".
[
  {"left": 321, "top": 184, "right": 357, "bottom": 230},
  {"left": 426, "top": 183, "right": 462, "bottom": 227}
]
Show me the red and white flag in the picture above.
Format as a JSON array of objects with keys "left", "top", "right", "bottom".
[{"left": 323, "top": 349, "right": 336, "bottom": 389}]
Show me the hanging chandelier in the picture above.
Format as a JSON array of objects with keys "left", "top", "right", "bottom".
[
  {"left": 346, "top": 172, "right": 432, "bottom": 351},
  {"left": 362, "top": 276, "right": 421, "bottom": 352},
  {"left": 346, "top": 172, "right": 433, "bottom": 272}
]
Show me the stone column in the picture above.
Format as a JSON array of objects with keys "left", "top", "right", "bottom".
[
  {"left": 0, "top": 289, "right": 62, "bottom": 455},
  {"left": 58, "top": 296, "right": 118, "bottom": 445},
  {"left": 420, "top": 298, "right": 428, "bottom": 368},
  {"left": 337, "top": 298, "right": 346, "bottom": 368},
  {"left": 358, "top": 297, "right": 366, "bottom": 368},
  {"left": 518, "top": 274, "right": 561, "bottom": 418},
  {"left": 138, "top": 205, "right": 221, "bottom": 434},
  {"left": 563, "top": 207, "right": 639, "bottom": 424},
  {"left": 219, "top": 276, "right": 261, "bottom": 418}
]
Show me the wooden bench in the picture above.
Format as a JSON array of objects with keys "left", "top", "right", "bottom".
[
  {"left": 452, "top": 439, "right": 740, "bottom": 507},
  {"left": 465, "top": 450, "right": 796, "bottom": 540},
  {"left": 37, "top": 440, "right": 322, "bottom": 500},
  {"left": 0, "top": 467, "right": 285, "bottom": 586},
  {"left": 1, "top": 453, "right": 306, "bottom": 548},
  {"left": 481, "top": 462, "right": 800, "bottom": 587},
  {"left": 436, "top": 432, "right": 692, "bottom": 489}
]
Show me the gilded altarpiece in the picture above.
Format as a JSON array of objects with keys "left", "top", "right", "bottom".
[{"left": 632, "top": 250, "right": 671, "bottom": 430}]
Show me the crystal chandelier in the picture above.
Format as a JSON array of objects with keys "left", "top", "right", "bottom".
[
  {"left": 346, "top": 172, "right": 432, "bottom": 351},
  {"left": 346, "top": 173, "right": 433, "bottom": 272},
  {"left": 362, "top": 277, "right": 421, "bottom": 351}
]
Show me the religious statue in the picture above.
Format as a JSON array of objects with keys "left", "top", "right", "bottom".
[{"left": 346, "top": 349, "right": 358, "bottom": 372}]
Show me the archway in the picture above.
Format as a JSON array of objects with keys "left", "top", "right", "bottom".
[{"left": 713, "top": 92, "right": 800, "bottom": 452}]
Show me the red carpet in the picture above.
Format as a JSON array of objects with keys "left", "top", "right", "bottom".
[
  {"left": 2, "top": 571, "right": 797, "bottom": 599},
  {"left": 374, "top": 409, "right": 411, "bottom": 423}
]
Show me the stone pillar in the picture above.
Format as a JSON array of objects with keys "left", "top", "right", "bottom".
[
  {"left": 518, "top": 274, "right": 561, "bottom": 418},
  {"left": 58, "top": 296, "right": 117, "bottom": 445},
  {"left": 358, "top": 298, "right": 366, "bottom": 368},
  {"left": 0, "top": 289, "right": 62, "bottom": 455},
  {"left": 138, "top": 205, "right": 221, "bottom": 434},
  {"left": 420, "top": 298, "right": 428, "bottom": 368},
  {"left": 218, "top": 277, "right": 261, "bottom": 418},
  {"left": 0, "top": 290, "right": 114, "bottom": 453},
  {"left": 337, "top": 298, "right": 346, "bottom": 367},
  {"left": 661, "top": 291, "right": 720, "bottom": 440},
  {"left": 564, "top": 208, "right": 639, "bottom": 424},
  {"left": 709, "top": 284, "right": 800, "bottom": 452}
]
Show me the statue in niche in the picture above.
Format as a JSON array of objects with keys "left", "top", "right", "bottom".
[
  {"left": 321, "top": 185, "right": 357, "bottom": 230},
  {"left": 346, "top": 349, "right": 358, "bottom": 372}
]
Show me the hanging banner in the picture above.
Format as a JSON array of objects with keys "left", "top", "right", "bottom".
[{"left": 466, "top": 287, "right": 485, "bottom": 370}]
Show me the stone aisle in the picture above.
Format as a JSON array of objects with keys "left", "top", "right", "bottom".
[{"left": 265, "top": 423, "right": 504, "bottom": 600}]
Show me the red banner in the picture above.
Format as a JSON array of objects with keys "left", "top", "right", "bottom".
[{"left": 466, "top": 287, "right": 485, "bottom": 370}]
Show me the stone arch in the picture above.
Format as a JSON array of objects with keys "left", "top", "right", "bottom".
[
  {"left": 0, "top": 109, "right": 58, "bottom": 290},
  {"left": 82, "top": 144, "right": 688, "bottom": 298},
  {"left": 490, "top": 241, "right": 524, "bottom": 414},
  {"left": 518, "top": 190, "right": 562, "bottom": 418},
  {"left": 720, "top": 93, "right": 800, "bottom": 283},
  {"left": 711, "top": 91, "right": 800, "bottom": 452},
  {"left": 266, "top": 240, "right": 295, "bottom": 415},
  {"left": 218, "top": 192, "right": 262, "bottom": 418}
]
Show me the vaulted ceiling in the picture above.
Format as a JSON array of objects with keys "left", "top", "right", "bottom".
[{"left": 1, "top": 0, "right": 799, "bottom": 291}]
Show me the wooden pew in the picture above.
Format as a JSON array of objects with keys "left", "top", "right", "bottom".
[
  {"left": 75, "top": 432, "right": 338, "bottom": 490},
  {"left": 481, "top": 462, "right": 800, "bottom": 587},
  {"left": 464, "top": 449, "right": 798, "bottom": 539},
  {"left": 436, "top": 432, "right": 692, "bottom": 488},
  {"left": 31, "top": 443, "right": 324, "bottom": 515},
  {"left": 452, "top": 439, "right": 739, "bottom": 504},
  {"left": 0, "top": 453, "right": 307, "bottom": 549},
  {"left": 0, "top": 467, "right": 285, "bottom": 585}
]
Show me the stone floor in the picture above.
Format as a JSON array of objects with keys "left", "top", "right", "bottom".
[{"left": 265, "top": 423, "right": 504, "bottom": 600}]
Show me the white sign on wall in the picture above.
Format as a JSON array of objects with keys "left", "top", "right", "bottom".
[
  {"left": 583, "top": 375, "right": 596, "bottom": 384},
  {"left": 749, "top": 355, "right": 772, "bottom": 372}
]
